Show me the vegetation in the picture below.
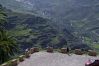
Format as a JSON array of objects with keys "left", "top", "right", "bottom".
[
  {"left": 1, "top": 0, "right": 99, "bottom": 64},
  {"left": 0, "top": 5, "right": 18, "bottom": 64},
  {"left": 1, "top": 0, "right": 99, "bottom": 50}
]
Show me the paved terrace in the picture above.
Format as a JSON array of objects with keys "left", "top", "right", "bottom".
[{"left": 18, "top": 51, "right": 99, "bottom": 66}]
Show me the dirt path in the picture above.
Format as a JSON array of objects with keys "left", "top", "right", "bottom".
[{"left": 18, "top": 51, "right": 99, "bottom": 66}]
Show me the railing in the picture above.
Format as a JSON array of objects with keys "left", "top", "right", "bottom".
[{"left": 1, "top": 47, "right": 98, "bottom": 66}]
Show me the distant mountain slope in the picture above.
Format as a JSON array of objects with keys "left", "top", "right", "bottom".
[
  {"left": 1, "top": 0, "right": 99, "bottom": 30},
  {"left": 1, "top": 0, "right": 99, "bottom": 50},
  {"left": 1, "top": 0, "right": 99, "bottom": 28},
  {"left": 3, "top": 8, "right": 91, "bottom": 51},
  {"left": 3, "top": 10, "right": 76, "bottom": 50}
]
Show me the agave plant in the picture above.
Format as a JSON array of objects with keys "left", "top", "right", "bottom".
[
  {"left": 0, "top": 34, "right": 18, "bottom": 63},
  {"left": 0, "top": 5, "right": 19, "bottom": 64}
]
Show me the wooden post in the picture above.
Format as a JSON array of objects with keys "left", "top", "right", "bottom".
[
  {"left": 88, "top": 50, "right": 97, "bottom": 56},
  {"left": 1, "top": 63, "right": 8, "bottom": 66},
  {"left": 33, "top": 47, "right": 39, "bottom": 52},
  {"left": 47, "top": 47, "right": 53, "bottom": 53},
  {"left": 25, "top": 51, "right": 30, "bottom": 58},
  {"left": 19, "top": 55, "right": 24, "bottom": 62},
  {"left": 61, "top": 48, "right": 67, "bottom": 53},
  {"left": 75, "top": 49, "right": 83, "bottom": 55},
  {"left": 11, "top": 59, "right": 18, "bottom": 66}
]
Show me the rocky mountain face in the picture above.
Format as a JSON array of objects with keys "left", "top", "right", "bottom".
[{"left": 0, "top": 0, "right": 99, "bottom": 51}]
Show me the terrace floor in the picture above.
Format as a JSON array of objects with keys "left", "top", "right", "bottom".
[{"left": 18, "top": 51, "right": 99, "bottom": 66}]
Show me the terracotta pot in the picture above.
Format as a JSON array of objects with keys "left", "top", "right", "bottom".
[
  {"left": 25, "top": 51, "right": 30, "bottom": 58},
  {"left": 30, "top": 48, "right": 34, "bottom": 54},
  {"left": 88, "top": 50, "right": 97, "bottom": 56},
  {"left": 61, "top": 48, "right": 67, "bottom": 53},
  {"left": 75, "top": 49, "right": 83, "bottom": 55},
  {"left": 47, "top": 47, "right": 53, "bottom": 53},
  {"left": 33, "top": 47, "right": 39, "bottom": 52}
]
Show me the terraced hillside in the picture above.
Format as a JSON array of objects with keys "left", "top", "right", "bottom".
[{"left": 1, "top": 0, "right": 99, "bottom": 50}]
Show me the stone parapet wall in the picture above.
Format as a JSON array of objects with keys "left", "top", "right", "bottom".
[{"left": 1, "top": 47, "right": 98, "bottom": 66}]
